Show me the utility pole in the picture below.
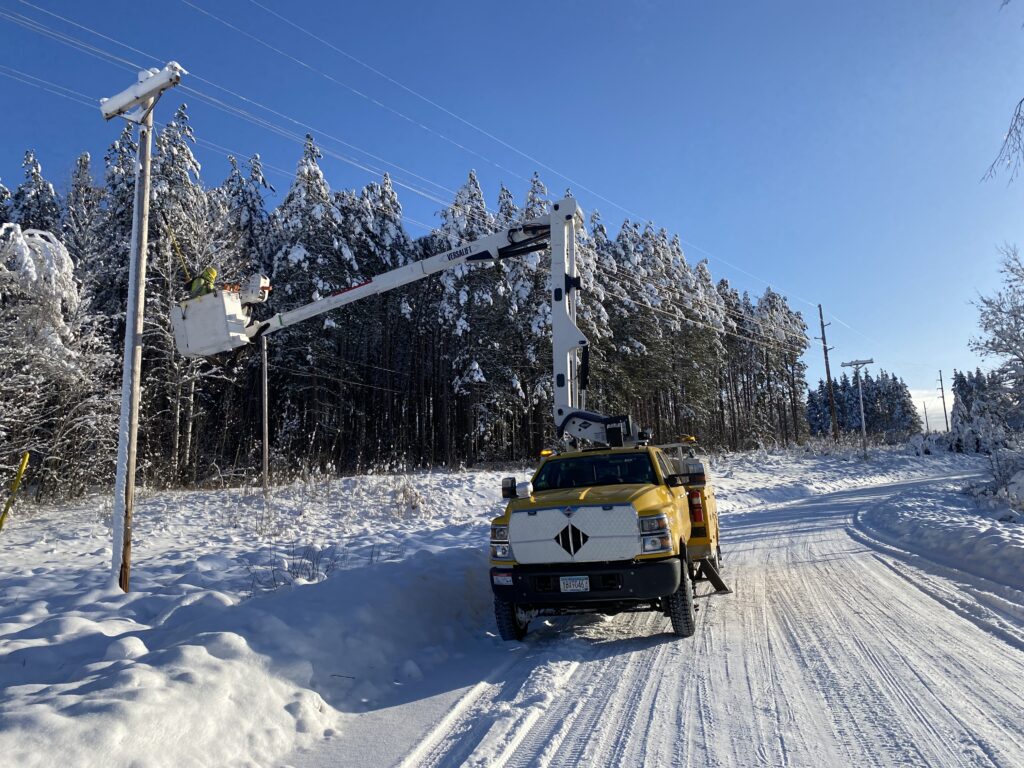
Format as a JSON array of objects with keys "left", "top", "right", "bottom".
[
  {"left": 101, "top": 62, "right": 186, "bottom": 592},
  {"left": 817, "top": 304, "right": 840, "bottom": 441},
  {"left": 923, "top": 401, "right": 930, "bottom": 435},
  {"left": 261, "top": 335, "right": 270, "bottom": 497},
  {"left": 841, "top": 358, "right": 874, "bottom": 459},
  {"left": 937, "top": 370, "right": 949, "bottom": 432}
]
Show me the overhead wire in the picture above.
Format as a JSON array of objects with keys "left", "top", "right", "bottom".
[
  {"left": 590, "top": 263, "right": 808, "bottom": 356},
  {"left": 17, "top": 0, "right": 457, "bottom": 202},
  {"left": 2, "top": 2, "right": 480, "bottom": 231},
  {"left": 235, "top": 0, "right": 846, "bottom": 329},
  {"left": 178, "top": 0, "right": 531, "bottom": 186},
  {"left": 0, "top": 33, "right": 442, "bottom": 234},
  {"left": 591, "top": 261, "right": 811, "bottom": 347},
  {"left": 1, "top": 64, "right": 806, "bottom": 362},
  {"left": 602, "top": 283, "right": 809, "bottom": 359},
  {"left": 5, "top": 1, "right": 529, "bottom": 237},
  {"left": 266, "top": 362, "right": 401, "bottom": 392},
  {"left": 0, "top": 63, "right": 96, "bottom": 108},
  {"left": 7, "top": 2, "right": 868, "bottom": 343}
]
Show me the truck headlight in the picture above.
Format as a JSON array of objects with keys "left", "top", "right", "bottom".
[
  {"left": 490, "top": 543, "right": 512, "bottom": 559},
  {"left": 641, "top": 534, "right": 672, "bottom": 553},
  {"left": 640, "top": 514, "right": 669, "bottom": 533},
  {"left": 490, "top": 524, "right": 509, "bottom": 542}
]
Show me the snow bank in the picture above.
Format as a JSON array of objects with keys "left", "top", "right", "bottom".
[
  {"left": 711, "top": 445, "right": 985, "bottom": 515},
  {"left": 856, "top": 484, "right": 1024, "bottom": 591},
  {"left": 0, "top": 470, "right": 514, "bottom": 768}
]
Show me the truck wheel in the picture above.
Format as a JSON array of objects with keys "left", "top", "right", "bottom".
[
  {"left": 494, "top": 598, "right": 529, "bottom": 641},
  {"left": 665, "top": 563, "right": 696, "bottom": 638}
]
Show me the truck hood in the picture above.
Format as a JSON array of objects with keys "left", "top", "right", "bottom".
[{"left": 510, "top": 483, "right": 665, "bottom": 511}]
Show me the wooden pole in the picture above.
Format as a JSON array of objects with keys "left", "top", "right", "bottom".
[
  {"left": 112, "top": 106, "right": 154, "bottom": 592},
  {"left": 261, "top": 334, "right": 269, "bottom": 496}
]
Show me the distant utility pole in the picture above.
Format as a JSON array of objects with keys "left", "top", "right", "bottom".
[
  {"left": 937, "top": 370, "right": 950, "bottom": 432},
  {"left": 817, "top": 304, "right": 840, "bottom": 442},
  {"left": 101, "top": 62, "right": 186, "bottom": 592},
  {"left": 841, "top": 358, "right": 874, "bottom": 459},
  {"left": 922, "top": 401, "right": 930, "bottom": 435},
  {"left": 261, "top": 335, "right": 270, "bottom": 497}
]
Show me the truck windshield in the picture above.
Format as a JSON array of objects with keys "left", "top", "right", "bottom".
[{"left": 533, "top": 453, "right": 658, "bottom": 491}]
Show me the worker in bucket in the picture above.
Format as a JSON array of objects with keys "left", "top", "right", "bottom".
[{"left": 189, "top": 266, "right": 217, "bottom": 298}]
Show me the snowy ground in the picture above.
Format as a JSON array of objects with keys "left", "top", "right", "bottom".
[{"left": 1, "top": 449, "right": 1022, "bottom": 767}]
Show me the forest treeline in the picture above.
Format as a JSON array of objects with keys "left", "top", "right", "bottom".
[
  {"left": 3, "top": 107, "right": 828, "bottom": 497},
  {"left": 806, "top": 371, "right": 922, "bottom": 439}
]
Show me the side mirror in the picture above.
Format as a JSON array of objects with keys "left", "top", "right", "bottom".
[
  {"left": 501, "top": 477, "right": 534, "bottom": 498},
  {"left": 666, "top": 473, "right": 687, "bottom": 488}
]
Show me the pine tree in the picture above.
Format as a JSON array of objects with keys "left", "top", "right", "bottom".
[
  {"left": 62, "top": 152, "right": 102, "bottom": 267},
  {"left": 12, "top": 150, "right": 61, "bottom": 232},
  {"left": 82, "top": 125, "right": 138, "bottom": 335},
  {"left": 0, "top": 179, "right": 10, "bottom": 225},
  {"left": 269, "top": 135, "right": 359, "bottom": 466}
]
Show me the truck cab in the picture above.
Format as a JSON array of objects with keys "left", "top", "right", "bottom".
[{"left": 489, "top": 444, "right": 721, "bottom": 641}]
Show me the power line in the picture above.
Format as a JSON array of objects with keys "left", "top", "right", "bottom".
[
  {"left": 591, "top": 262, "right": 810, "bottom": 348},
  {"left": 0, "top": 63, "right": 96, "bottom": 108},
  {"left": 266, "top": 362, "right": 401, "bottom": 392},
  {"left": 179, "top": 0, "right": 530, "bottom": 186},
  {"left": 592, "top": 266, "right": 808, "bottom": 357},
  {"left": 3, "top": 3, "right": 483, "bottom": 229},
  {"left": 234, "top": 0, "right": 851, "bottom": 330},
  {"left": 9, "top": 1, "right": 867, "bottom": 343},
  {"left": 0, "top": 62, "right": 438, "bottom": 237},
  {"left": 17, "top": 0, "right": 457, "bottom": 202},
  {"left": 243, "top": 0, "right": 648, "bottom": 223}
]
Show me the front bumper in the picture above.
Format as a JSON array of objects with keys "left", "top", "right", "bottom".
[{"left": 490, "top": 558, "right": 681, "bottom": 606}]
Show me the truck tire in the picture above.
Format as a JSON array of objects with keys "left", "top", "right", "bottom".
[
  {"left": 665, "top": 562, "right": 696, "bottom": 638},
  {"left": 494, "top": 598, "right": 529, "bottom": 641}
]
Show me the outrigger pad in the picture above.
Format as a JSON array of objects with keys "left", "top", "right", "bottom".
[{"left": 698, "top": 559, "right": 733, "bottom": 594}]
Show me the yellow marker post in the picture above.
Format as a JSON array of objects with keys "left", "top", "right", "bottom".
[{"left": 0, "top": 452, "right": 30, "bottom": 534}]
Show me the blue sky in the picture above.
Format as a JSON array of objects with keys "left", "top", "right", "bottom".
[{"left": 2, "top": 0, "right": 1024, "bottom": 422}]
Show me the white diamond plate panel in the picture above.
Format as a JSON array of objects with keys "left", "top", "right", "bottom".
[
  {"left": 570, "top": 505, "right": 640, "bottom": 562},
  {"left": 509, "top": 505, "right": 640, "bottom": 564},
  {"left": 509, "top": 508, "right": 574, "bottom": 564}
]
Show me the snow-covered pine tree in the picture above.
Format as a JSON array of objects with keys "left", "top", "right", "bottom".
[
  {"left": 11, "top": 150, "right": 61, "bottom": 233},
  {"left": 142, "top": 104, "right": 251, "bottom": 483},
  {"left": 436, "top": 169, "right": 509, "bottom": 460},
  {"left": 269, "top": 135, "right": 360, "bottom": 467},
  {"left": 81, "top": 124, "right": 137, "bottom": 339},
  {"left": 221, "top": 154, "right": 272, "bottom": 277},
  {"left": 0, "top": 179, "right": 11, "bottom": 225},
  {"left": 502, "top": 174, "right": 554, "bottom": 456},
  {"left": 62, "top": 152, "right": 102, "bottom": 268}
]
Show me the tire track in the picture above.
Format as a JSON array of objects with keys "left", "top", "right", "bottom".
[{"left": 395, "top": 470, "right": 1024, "bottom": 768}]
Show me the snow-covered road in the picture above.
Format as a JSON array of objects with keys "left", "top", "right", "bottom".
[
  {"left": 325, "top": 471, "right": 1024, "bottom": 768},
  {"left": 4, "top": 453, "right": 1022, "bottom": 767}
]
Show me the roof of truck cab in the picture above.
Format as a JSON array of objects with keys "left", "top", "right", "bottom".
[{"left": 540, "top": 446, "right": 659, "bottom": 461}]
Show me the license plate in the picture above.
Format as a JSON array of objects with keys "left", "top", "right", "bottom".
[{"left": 559, "top": 575, "right": 589, "bottom": 593}]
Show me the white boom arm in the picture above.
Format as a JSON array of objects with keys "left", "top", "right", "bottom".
[{"left": 170, "top": 197, "right": 635, "bottom": 446}]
